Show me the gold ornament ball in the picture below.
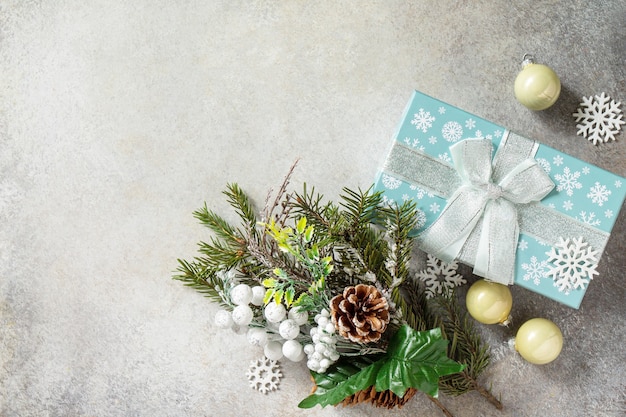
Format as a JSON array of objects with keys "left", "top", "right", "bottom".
[
  {"left": 515, "top": 318, "right": 563, "bottom": 365},
  {"left": 465, "top": 279, "right": 513, "bottom": 325},
  {"left": 514, "top": 55, "right": 561, "bottom": 111}
]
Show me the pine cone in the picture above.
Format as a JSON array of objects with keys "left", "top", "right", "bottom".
[
  {"left": 330, "top": 284, "right": 390, "bottom": 343},
  {"left": 340, "top": 386, "right": 417, "bottom": 409}
]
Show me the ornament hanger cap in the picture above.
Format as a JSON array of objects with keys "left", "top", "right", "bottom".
[{"left": 521, "top": 53, "right": 535, "bottom": 68}]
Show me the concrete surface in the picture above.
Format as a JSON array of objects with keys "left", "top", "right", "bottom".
[{"left": 1, "top": 1, "right": 625, "bottom": 416}]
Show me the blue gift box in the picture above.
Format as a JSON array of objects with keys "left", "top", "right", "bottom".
[{"left": 375, "top": 90, "right": 626, "bottom": 308}]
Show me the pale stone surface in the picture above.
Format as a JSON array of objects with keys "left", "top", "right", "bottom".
[{"left": 1, "top": 1, "right": 625, "bottom": 416}]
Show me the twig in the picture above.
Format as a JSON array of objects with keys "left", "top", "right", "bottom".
[
  {"left": 470, "top": 377, "right": 503, "bottom": 410},
  {"left": 427, "top": 396, "right": 455, "bottom": 417},
  {"left": 263, "top": 158, "right": 300, "bottom": 223}
]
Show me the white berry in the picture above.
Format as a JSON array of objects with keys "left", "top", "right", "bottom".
[
  {"left": 278, "top": 319, "right": 300, "bottom": 340},
  {"left": 247, "top": 328, "right": 268, "bottom": 347},
  {"left": 231, "top": 305, "right": 253, "bottom": 326},
  {"left": 264, "top": 341, "right": 283, "bottom": 361},
  {"left": 288, "top": 307, "right": 309, "bottom": 325},
  {"left": 214, "top": 309, "right": 234, "bottom": 329},
  {"left": 250, "top": 286, "right": 266, "bottom": 306},
  {"left": 264, "top": 302, "right": 286, "bottom": 323},
  {"left": 282, "top": 340, "right": 304, "bottom": 362},
  {"left": 230, "top": 284, "right": 253, "bottom": 306}
]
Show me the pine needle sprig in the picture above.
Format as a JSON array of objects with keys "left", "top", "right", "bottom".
[
  {"left": 434, "top": 292, "right": 502, "bottom": 410},
  {"left": 339, "top": 186, "right": 383, "bottom": 235},
  {"left": 378, "top": 200, "right": 420, "bottom": 287},
  {"left": 223, "top": 183, "right": 259, "bottom": 233},
  {"left": 173, "top": 259, "right": 230, "bottom": 307},
  {"left": 393, "top": 277, "right": 441, "bottom": 332},
  {"left": 290, "top": 183, "right": 336, "bottom": 230}
]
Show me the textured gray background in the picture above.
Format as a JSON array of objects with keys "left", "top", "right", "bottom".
[{"left": 1, "top": 1, "right": 625, "bottom": 416}]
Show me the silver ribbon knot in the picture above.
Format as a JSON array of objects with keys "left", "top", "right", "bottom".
[{"left": 416, "top": 138, "right": 555, "bottom": 285}]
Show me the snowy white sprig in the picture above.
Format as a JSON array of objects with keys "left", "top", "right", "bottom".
[{"left": 303, "top": 309, "right": 339, "bottom": 373}]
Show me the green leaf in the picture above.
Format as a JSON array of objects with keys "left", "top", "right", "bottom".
[
  {"left": 263, "top": 278, "right": 277, "bottom": 288},
  {"left": 298, "top": 359, "right": 382, "bottom": 408},
  {"left": 304, "top": 225, "right": 314, "bottom": 242},
  {"left": 296, "top": 217, "right": 307, "bottom": 234},
  {"left": 297, "top": 325, "right": 465, "bottom": 408},
  {"left": 293, "top": 293, "right": 308, "bottom": 306},
  {"left": 376, "top": 326, "right": 465, "bottom": 398},
  {"left": 285, "top": 287, "right": 295, "bottom": 307},
  {"left": 263, "top": 289, "right": 275, "bottom": 305},
  {"left": 274, "top": 289, "right": 284, "bottom": 304}
]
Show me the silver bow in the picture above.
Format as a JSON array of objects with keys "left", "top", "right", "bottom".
[
  {"left": 382, "top": 132, "right": 611, "bottom": 286},
  {"left": 415, "top": 138, "right": 554, "bottom": 285}
]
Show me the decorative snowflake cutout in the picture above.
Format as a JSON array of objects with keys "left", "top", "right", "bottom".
[
  {"left": 562, "top": 200, "right": 573, "bottom": 211},
  {"left": 441, "top": 121, "right": 463, "bottom": 142},
  {"left": 573, "top": 93, "right": 625, "bottom": 145},
  {"left": 416, "top": 254, "right": 466, "bottom": 298},
  {"left": 429, "top": 202, "right": 441, "bottom": 213},
  {"left": 577, "top": 211, "right": 601, "bottom": 227},
  {"left": 381, "top": 174, "right": 402, "bottom": 190},
  {"left": 545, "top": 237, "right": 599, "bottom": 294},
  {"left": 587, "top": 182, "right": 611, "bottom": 206},
  {"left": 521, "top": 256, "right": 548, "bottom": 285},
  {"left": 555, "top": 167, "right": 582, "bottom": 196},
  {"left": 403, "top": 136, "right": 424, "bottom": 151},
  {"left": 381, "top": 195, "right": 395, "bottom": 206},
  {"left": 414, "top": 208, "right": 427, "bottom": 230},
  {"left": 411, "top": 108, "right": 435, "bottom": 132},
  {"left": 246, "top": 357, "right": 283, "bottom": 394}
]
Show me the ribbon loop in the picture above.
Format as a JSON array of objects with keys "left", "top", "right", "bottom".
[{"left": 417, "top": 138, "right": 555, "bottom": 285}]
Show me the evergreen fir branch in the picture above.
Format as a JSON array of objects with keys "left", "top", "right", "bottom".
[
  {"left": 290, "top": 183, "right": 334, "bottom": 230},
  {"left": 339, "top": 186, "right": 383, "bottom": 233},
  {"left": 394, "top": 277, "right": 440, "bottom": 332},
  {"left": 173, "top": 259, "right": 229, "bottom": 306},
  {"left": 197, "top": 237, "right": 244, "bottom": 270},
  {"left": 193, "top": 204, "right": 245, "bottom": 245},
  {"left": 378, "top": 200, "right": 419, "bottom": 287},
  {"left": 434, "top": 293, "right": 502, "bottom": 409},
  {"left": 223, "top": 183, "right": 258, "bottom": 232}
]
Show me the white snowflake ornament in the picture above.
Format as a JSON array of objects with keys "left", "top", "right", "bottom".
[
  {"left": 416, "top": 254, "right": 466, "bottom": 298},
  {"left": 545, "top": 237, "right": 599, "bottom": 294},
  {"left": 246, "top": 357, "right": 282, "bottom": 394},
  {"left": 573, "top": 93, "right": 625, "bottom": 145}
]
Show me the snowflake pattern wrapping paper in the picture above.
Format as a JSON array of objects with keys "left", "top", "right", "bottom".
[{"left": 375, "top": 90, "right": 626, "bottom": 309}]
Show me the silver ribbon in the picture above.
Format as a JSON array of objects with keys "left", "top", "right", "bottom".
[{"left": 382, "top": 132, "right": 611, "bottom": 285}]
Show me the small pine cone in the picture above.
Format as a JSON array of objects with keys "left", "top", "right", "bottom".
[
  {"left": 330, "top": 284, "right": 390, "bottom": 344},
  {"left": 340, "top": 386, "right": 418, "bottom": 409}
]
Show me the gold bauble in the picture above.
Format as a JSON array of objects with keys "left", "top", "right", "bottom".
[
  {"left": 514, "top": 54, "right": 561, "bottom": 111},
  {"left": 515, "top": 318, "right": 563, "bottom": 365},
  {"left": 465, "top": 279, "right": 513, "bottom": 325}
]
